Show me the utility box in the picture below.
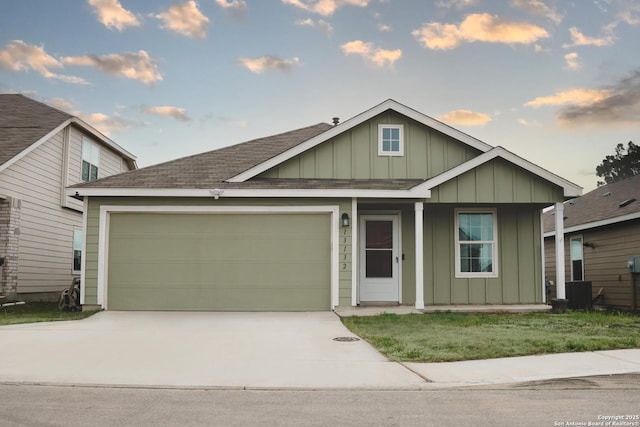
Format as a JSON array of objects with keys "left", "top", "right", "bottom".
[
  {"left": 628, "top": 257, "right": 640, "bottom": 273},
  {"left": 566, "top": 281, "right": 593, "bottom": 310}
]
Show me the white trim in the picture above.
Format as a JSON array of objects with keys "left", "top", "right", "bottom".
[
  {"left": 67, "top": 187, "right": 432, "bottom": 199},
  {"left": 418, "top": 146, "right": 582, "bottom": 198},
  {"left": 544, "top": 211, "right": 640, "bottom": 237},
  {"left": 554, "top": 202, "right": 566, "bottom": 300},
  {"left": 378, "top": 124, "right": 404, "bottom": 156},
  {"left": 227, "top": 99, "right": 493, "bottom": 183},
  {"left": 540, "top": 209, "right": 546, "bottom": 304},
  {"left": 454, "top": 208, "right": 499, "bottom": 279},
  {"left": 414, "top": 202, "right": 425, "bottom": 310},
  {"left": 97, "top": 204, "right": 340, "bottom": 310},
  {"left": 80, "top": 197, "right": 88, "bottom": 305},
  {"left": 351, "top": 198, "right": 358, "bottom": 307}
]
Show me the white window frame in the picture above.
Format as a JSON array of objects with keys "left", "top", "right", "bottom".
[
  {"left": 570, "top": 235, "right": 584, "bottom": 281},
  {"left": 82, "top": 138, "right": 100, "bottom": 182},
  {"left": 72, "top": 227, "right": 83, "bottom": 274},
  {"left": 378, "top": 124, "right": 404, "bottom": 156},
  {"left": 454, "top": 208, "right": 499, "bottom": 278}
]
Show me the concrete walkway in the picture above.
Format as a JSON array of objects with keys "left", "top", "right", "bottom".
[{"left": 0, "top": 311, "right": 639, "bottom": 389}]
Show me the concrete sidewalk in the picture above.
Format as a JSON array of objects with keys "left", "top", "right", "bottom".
[{"left": 0, "top": 311, "right": 638, "bottom": 389}]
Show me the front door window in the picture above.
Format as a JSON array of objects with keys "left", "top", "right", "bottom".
[{"left": 365, "top": 221, "right": 393, "bottom": 278}]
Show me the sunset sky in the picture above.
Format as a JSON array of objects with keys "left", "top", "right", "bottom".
[{"left": 1, "top": 0, "right": 639, "bottom": 191}]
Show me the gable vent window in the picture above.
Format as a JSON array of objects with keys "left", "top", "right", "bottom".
[
  {"left": 378, "top": 124, "right": 404, "bottom": 156},
  {"left": 619, "top": 198, "right": 636, "bottom": 208},
  {"left": 82, "top": 138, "right": 100, "bottom": 182}
]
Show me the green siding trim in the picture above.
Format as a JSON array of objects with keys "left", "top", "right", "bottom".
[
  {"left": 428, "top": 158, "right": 564, "bottom": 204},
  {"left": 260, "top": 111, "right": 481, "bottom": 180},
  {"left": 423, "top": 205, "right": 543, "bottom": 305}
]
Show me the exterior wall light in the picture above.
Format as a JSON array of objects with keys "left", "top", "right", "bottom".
[{"left": 341, "top": 213, "right": 350, "bottom": 227}]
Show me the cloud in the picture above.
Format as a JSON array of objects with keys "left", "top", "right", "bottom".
[
  {"left": 215, "top": 0, "right": 248, "bottom": 19},
  {"left": 524, "top": 88, "right": 611, "bottom": 108},
  {"left": 237, "top": 55, "right": 300, "bottom": 73},
  {"left": 511, "top": 0, "right": 562, "bottom": 25},
  {"left": 88, "top": 0, "right": 140, "bottom": 31},
  {"left": 437, "top": 110, "right": 492, "bottom": 126},
  {"left": 155, "top": 1, "right": 209, "bottom": 39},
  {"left": 142, "top": 105, "right": 191, "bottom": 122},
  {"left": 341, "top": 40, "right": 401, "bottom": 67},
  {"left": 295, "top": 18, "right": 333, "bottom": 35},
  {"left": 517, "top": 117, "right": 542, "bottom": 127},
  {"left": 557, "top": 70, "right": 640, "bottom": 126},
  {"left": 377, "top": 23, "right": 391, "bottom": 32},
  {"left": 0, "top": 40, "right": 87, "bottom": 84},
  {"left": 436, "top": 0, "right": 477, "bottom": 9},
  {"left": 282, "top": 0, "right": 369, "bottom": 16},
  {"left": 45, "top": 97, "right": 134, "bottom": 135},
  {"left": 412, "top": 13, "right": 549, "bottom": 50},
  {"left": 62, "top": 50, "right": 162, "bottom": 85},
  {"left": 564, "top": 52, "right": 581, "bottom": 70},
  {"left": 563, "top": 26, "right": 614, "bottom": 47}
]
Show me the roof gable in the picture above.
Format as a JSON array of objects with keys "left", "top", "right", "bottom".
[
  {"left": 0, "top": 94, "right": 136, "bottom": 173},
  {"left": 227, "top": 99, "right": 493, "bottom": 183}
]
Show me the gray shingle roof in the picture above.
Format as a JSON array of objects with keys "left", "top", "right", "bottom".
[
  {"left": 0, "top": 94, "right": 72, "bottom": 167},
  {"left": 72, "top": 123, "right": 336, "bottom": 189},
  {"left": 543, "top": 175, "right": 640, "bottom": 232}
]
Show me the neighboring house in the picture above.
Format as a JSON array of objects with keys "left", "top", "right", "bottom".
[
  {"left": 70, "top": 99, "right": 581, "bottom": 312},
  {"left": 0, "top": 94, "right": 136, "bottom": 301},
  {"left": 543, "top": 175, "right": 640, "bottom": 311}
]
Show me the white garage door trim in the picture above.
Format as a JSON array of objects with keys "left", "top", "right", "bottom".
[{"left": 97, "top": 205, "right": 340, "bottom": 310}]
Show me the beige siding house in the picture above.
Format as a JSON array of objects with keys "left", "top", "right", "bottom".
[
  {"left": 0, "top": 94, "right": 136, "bottom": 301},
  {"left": 544, "top": 175, "right": 640, "bottom": 311},
  {"left": 71, "top": 100, "right": 581, "bottom": 312}
]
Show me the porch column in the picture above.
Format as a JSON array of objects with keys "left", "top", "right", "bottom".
[
  {"left": 554, "top": 202, "right": 566, "bottom": 300},
  {"left": 414, "top": 202, "right": 425, "bottom": 310}
]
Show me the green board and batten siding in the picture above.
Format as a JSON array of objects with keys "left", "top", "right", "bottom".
[{"left": 260, "top": 111, "right": 481, "bottom": 180}]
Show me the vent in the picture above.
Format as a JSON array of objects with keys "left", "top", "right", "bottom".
[
  {"left": 603, "top": 192, "right": 611, "bottom": 197},
  {"left": 619, "top": 198, "right": 636, "bottom": 208}
]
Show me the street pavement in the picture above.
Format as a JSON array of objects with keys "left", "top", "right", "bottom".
[{"left": 0, "top": 311, "right": 639, "bottom": 389}]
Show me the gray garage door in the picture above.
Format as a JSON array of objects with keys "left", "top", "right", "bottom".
[{"left": 107, "top": 212, "right": 331, "bottom": 311}]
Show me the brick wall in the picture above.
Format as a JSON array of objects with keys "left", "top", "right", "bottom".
[{"left": 0, "top": 197, "right": 21, "bottom": 295}]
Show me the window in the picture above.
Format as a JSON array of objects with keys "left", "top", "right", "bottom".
[
  {"left": 455, "top": 209, "right": 498, "bottom": 278},
  {"left": 82, "top": 139, "right": 100, "bottom": 182},
  {"left": 378, "top": 124, "right": 404, "bottom": 156},
  {"left": 570, "top": 236, "right": 583, "bottom": 281},
  {"left": 73, "top": 228, "right": 83, "bottom": 272}
]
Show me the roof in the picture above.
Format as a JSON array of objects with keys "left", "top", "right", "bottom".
[
  {"left": 71, "top": 123, "right": 334, "bottom": 189},
  {"left": 543, "top": 175, "right": 640, "bottom": 234},
  {"left": 0, "top": 94, "right": 73, "bottom": 167},
  {"left": 0, "top": 93, "right": 136, "bottom": 171}
]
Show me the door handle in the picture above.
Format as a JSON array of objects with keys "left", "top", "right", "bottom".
[{"left": 396, "top": 256, "right": 399, "bottom": 263}]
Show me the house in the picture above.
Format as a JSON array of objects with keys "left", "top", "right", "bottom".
[
  {"left": 69, "top": 99, "right": 581, "bottom": 311},
  {"left": 0, "top": 94, "right": 136, "bottom": 302},
  {"left": 543, "top": 175, "right": 640, "bottom": 311}
]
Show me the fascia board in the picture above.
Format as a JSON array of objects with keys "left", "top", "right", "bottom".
[
  {"left": 0, "top": 119, "right": 72, "bottom": 174},
  {"left": 543, "top": 211, "right": 640, "bottom": 237},
  {"left": 227, "top": 99, "right": 493, "bottom": 183},
  {"left": 70, "top": 117, "right": 137, "bottom": 161},
  {"left": 415, "top": 146, "right": 582, "bottom": 198},
  {"left": 67, "top": 186, "right": 431, "bottom": 199}
]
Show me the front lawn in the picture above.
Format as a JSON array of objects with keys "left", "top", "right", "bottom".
[
  {"left": 0, "top": 302, "right": 99, "bottom": 326},
  {"left": 341, "top": 311, "right": 640, "bottom": 362}
]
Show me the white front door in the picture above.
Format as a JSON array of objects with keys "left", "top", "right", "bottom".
[{"left": 359, "top": 215, "right": 400, "bottom": 302}]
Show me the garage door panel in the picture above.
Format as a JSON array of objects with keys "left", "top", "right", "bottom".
[{"left": 107, "top": 212, "right": 331, "bottom": 311}]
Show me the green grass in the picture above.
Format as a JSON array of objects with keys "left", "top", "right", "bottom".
[
  {"left": 0, "top": 302, "right": 99, "bottom": 326},
  {"left": 342, "top": 311, "right": 640, "bottom": 362}
]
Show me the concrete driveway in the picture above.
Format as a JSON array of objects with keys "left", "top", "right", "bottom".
[{"left": 0, "top": 311, "right": 424, "bottom": 389}]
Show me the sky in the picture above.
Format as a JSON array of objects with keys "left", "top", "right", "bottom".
[{"left": 1, "top": 0, "right": 639, "bottom": 192}]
